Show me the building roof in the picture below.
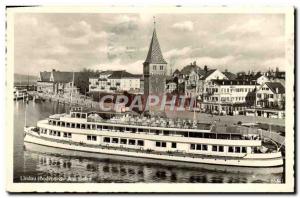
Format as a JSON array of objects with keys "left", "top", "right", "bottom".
[
  {"left": 99, "top": 70, "right": 114, "bottom": 76},
  {"left": 39, "top": 71, "right": 51, "bottom": 82},
  {"left": 265, "top": 82, "right": 285, "bottom": 94},
  {"left": 144, "top": 28, "right": 167, "bottom": 64},
  {"left": 200, "top": 69, "right": 217, "bottom": 80},
  {"left": 52, "top": 71, "right": 79, "bottom": 83},
  {"left": 212, "top": 79, "right": 258, "bottom": 86},
  {"left": 180, "top": 64, "right": 203, "bottom": 75},
  {"left": 222, "top": 71, "right": 237, "bottom": 80},
  {"left": 108, "top": 70, "right": 139, "bottom": 79}
]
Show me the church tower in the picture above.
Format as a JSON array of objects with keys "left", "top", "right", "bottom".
[{"left": 143, "top": 20, "right": 167, "bottom": 102}]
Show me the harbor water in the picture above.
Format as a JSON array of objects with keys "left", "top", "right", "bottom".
[{"left": 13, "top": 100, "right": 284, "bottom": 183}]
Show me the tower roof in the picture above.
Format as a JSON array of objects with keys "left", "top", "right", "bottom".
[{"left": 144, "top": 28, "right": 167, "bottom": 64}]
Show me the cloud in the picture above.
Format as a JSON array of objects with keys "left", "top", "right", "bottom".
[
  {"left": 13, "top": 13, "right": 286, "bottom": 75},
  {"left": 164, "top": 47, "right": 192, "bottom": 60},
  {"left": 172, "top": 21, "right": 194, "bottom": 31}
]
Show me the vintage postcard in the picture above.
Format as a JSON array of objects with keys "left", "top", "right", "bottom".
[{"left": 5, "top": 6, "right": 294, "bottom": 193}]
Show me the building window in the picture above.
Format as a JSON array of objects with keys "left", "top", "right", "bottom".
[
  {"left": 196, "top": 144, "right": 202, "bottom": 150},
  {"left": 57, "top": 132, "right": 61, "bottom": 137},
  {"left": 68, "top": 133, "right": 72, "bottom": 138},
  {"left": 160, "top": 65, "right": 164, "bottom": 70},
  {"left": 202, "top": 145, "right": 208, "bottom": 151},
  {"left": 171, "top": 142, "right": 177, "bottom": 148},
  {"left": 235, "top": 147, "right": 241, "bottom": 153},
  {"left": 153, "top": 65, "right": 157, "bottom": 70},
  {"left": 137, "top": 140, "right": 144, "bottom": 146},
  {"left": 156, "top": 141, "right": 161, "bottom": 147},
  {"left": 161, "top": 142, "right": 166, "bottom": 147},
  {"left": 228, "top": 146, "right": 234, "bottom": 153},
  {"left": 63, "top": 132, "right": 67, "bottom": 138},
  {"left": 87, "top": 135, "right": 91, "bottom": 140}
]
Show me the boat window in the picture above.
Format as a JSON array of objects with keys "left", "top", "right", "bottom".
[
  {"left": 81, "top": 124, "right": 86, "bottom": 129},
  {"left": 71, "top": 113, "right": 75, "bottom": 118},
  {"left": 53, "top": 121, "right": 56, "bottom": 125},
  {"left": 164, "top": 131, "right": 170, "bottom": 136},
  {"left": 76, "top": 113, "right": 80, "bottom": 118},
  {"left": 68, "top": 133, "right": 72, "bottom": 138},
  {"left": 120, "top": 139, "right": 127, "bottom": 144},
  {"left": 228, "top": 146, "right": 234, "bottom": 152},
  {"left": 91, "top": 125, "right": 96, "bottom": 130},
  {"left": 137, "top": 140, "right": 144, "bottom": 146},
  {"left": 171, "top": 142, "right": 177, "bottom": 148},
  {"left": 57, "top": 121, "right": 61, "bottom": 126},
  {"left": 57, "top": 132, "right": 61, "bottom": 137},
  {"left": 103, "top": 137, "right": 110, "bottom": 143},
  {"left": 97, "top": 125, "right": 102, "bottom": 130},
  {"left": 112, "top": 138, "right": 119, "bottom": 143},
  {"left": 242, "top": 147, "right": 247, "bottom": 153},
  {"left": 190, "top": 144, "right": 195, "bottom": 150},
  {"left": 219, "top": 146, "right": 224, "bottom": 152},
  {"left": 76, "top": 124, "right": 80, "bottom": 128},
  {"left": 235, "top": 147, "right": 241, "bottom": 153},
  {"left": 63, "top": 132, "right": 67, "bottom": 137},
  {"left": 202, "top": 145, "right": 208, "bottom": 151},
  {"left": 129, "top": 139, "right": 136, "bottom": 145},
  {"left": 212, "top": 145, "right": 218, "bottom": 152},
  {"left": 161, "top": 142, "right": 166, "bottom": 147},
  {"left": 49, "top": 120, "right": 52, "bottom": 124},
  {"left": 87, "top": 135, "right": 91, "bottom": 140},
  {"left": 66, "top": 123, "right": 70, "bottom": 127},
  {"left": 82, "top": 114, "right": 86, "bottom": 119},
  {"left": 103, "top": 126, "right": 108, "bottom": 130},
  {"left": 92, "top": 136, "right": 97, "bottom": 141},
  {"left": 196, "top": 144, "right": 202, "bottom": 150},
  {"left": 87, "top": 124, "right": 90, "bottom": 129},
  {"left": 71, "top": 123, "right": 75, "bottom": 128},
  {"left": 156, "top": 142, "right": 161, "bottom": 147},
  {"left": 53, "top": 131, "right": 57, "bottom": 136},
  {"left": 49, "top": 130, "right": 53, "bottom": 135}
]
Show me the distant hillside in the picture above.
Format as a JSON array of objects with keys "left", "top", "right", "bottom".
[{"left": 14, "top": 73, "right": 38, "bottom": 85}]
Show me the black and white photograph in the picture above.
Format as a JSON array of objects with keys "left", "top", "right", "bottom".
[{"left": 5, "top": 6, "right": 295, "bottom": 193}]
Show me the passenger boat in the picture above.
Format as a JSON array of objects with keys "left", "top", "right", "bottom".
[
  {"left": 24, "top": 107, "right": 283, "bottom": 167},
  {"left": 14, "top": 88, "right": 28, "bottom": 100}
]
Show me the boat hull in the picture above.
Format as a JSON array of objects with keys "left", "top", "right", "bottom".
[{"left": 24, "top": 133, "right": 284, "bottom": 167}]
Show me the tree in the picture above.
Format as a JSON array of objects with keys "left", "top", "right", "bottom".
[{"left": 74, "top": 68, "right": 100, "bottom": 95}]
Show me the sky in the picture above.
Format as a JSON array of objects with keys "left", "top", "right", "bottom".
[{"left": 14, "top": 13, "right": 286, "bottom": 75}]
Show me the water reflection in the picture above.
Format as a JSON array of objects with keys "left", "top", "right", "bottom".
[{"left": 14, "top": 100, "right": 284, "bottom": 183}]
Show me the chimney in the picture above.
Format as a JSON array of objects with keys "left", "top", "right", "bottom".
[{"left": 204, "top": 65, "right": 208, "bottom": 73}]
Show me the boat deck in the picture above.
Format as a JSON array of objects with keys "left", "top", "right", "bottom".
[{"left": 26, "top": 132, "right": 274, "bottom": 161}]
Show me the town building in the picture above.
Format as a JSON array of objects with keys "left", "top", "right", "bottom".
[
  {"left": 245, "top": 82, "right": 285, "bottom": 119},
  {"left": 201, "top": 79, "right": 258, "bottom": 115},
  {"left": 166, "top": 79, "right": 177, "bottom": 93},
  {"left": 143, "top": 25, "right": 168, "bottom": 100},
  {"left": 37, "top": 70, "right": 79, "bottom": 96},
  {"left": 256, "top": 82, "right": 285, "bottom": 108},
  {"left": 89, "top": 70, "right": 141, "bottom": 93}
]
